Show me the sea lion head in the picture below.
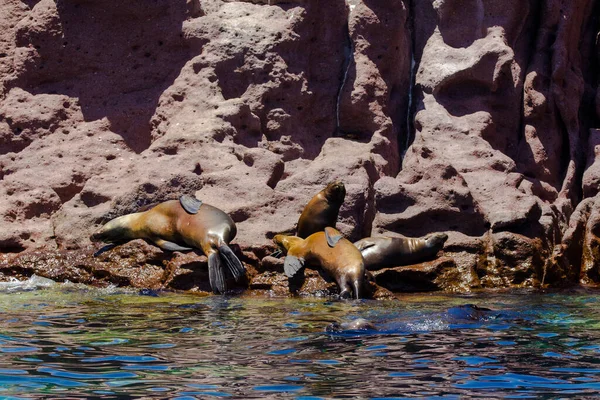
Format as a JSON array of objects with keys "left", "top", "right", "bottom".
[
  {"left": 323, "top": 181, "right": 346, "bottom": 205},
  {"left": 326, "top": 318, "right": 375, "bottom": 333},
  {"left": 425, "top": 232, "right": 448, "bottom": 250},
  {"left": 90, "top": 215, "right": 134, "bottom": 244},
  {"left": 273, "top": 234, "right": 288, "bottom": 252},
  {"left": 273, "top": 234, "right": 302, "bottom": 253}
]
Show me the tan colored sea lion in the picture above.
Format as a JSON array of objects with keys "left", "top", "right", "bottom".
[
  {"left": 296, "top": 181, "right": 346, "bottom": 238},
  {"left": 353, "top": 232, "right": 448, "bottom": 270},
  {"left": 90, "top": 195, "right": 246, "bottom": 294},
  {"left": 274, "top": 227, "right": 365, "bottom": 299}
]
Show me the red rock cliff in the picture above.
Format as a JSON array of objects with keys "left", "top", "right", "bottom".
[{"left": 0, "top": 0, "right": 599, "bottom": 292}]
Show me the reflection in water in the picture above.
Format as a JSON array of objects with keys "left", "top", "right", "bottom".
[{"left": 0, "top": 280, "right": 600, "bottom": 398}]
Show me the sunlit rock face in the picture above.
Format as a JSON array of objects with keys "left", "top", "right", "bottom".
[
  {"left": 0, "top": 0, "right": 599, "bottom": 293},
  {"left": 371, "top": 0, "right": 599, "bottom": 289}
]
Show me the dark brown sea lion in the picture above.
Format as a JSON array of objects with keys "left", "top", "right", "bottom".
[
  {"left": 296, "top": 181, "right": 346, "bottom": 238},
  {"left": 326, "top": 318, "right": 376, "bottom": 333},
  {"left": 274, "top": 227, "right": 365, "bottom": 299},
  {"left": 90, "top": 195, "right": 245, "bottom": 294},
  {"left": 354, "top": 232, "right": 448, "bottom": 270}
]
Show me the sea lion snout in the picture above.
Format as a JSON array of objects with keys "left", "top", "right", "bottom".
[
  {"left": 89, "top": 217, "right": 130, "bottom": 244},
  {"left": 273, "top": 234, "right": 284, "bottom": 248},
  {"left": 426, "top": 233, "right": 448, "bottom": 249},
  {"left": 90, "top": 228, "right": 121, "bottom": 244},
  {"left": 324, "top": 181, "right": 346, "bottom": 204},
  {"left": 89, "top": 229, "right": 106, "bottom": 243}
]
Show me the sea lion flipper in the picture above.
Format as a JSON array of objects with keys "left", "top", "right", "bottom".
[
  {"left": 179, "top": 195, "right": 203, "bottom": 214},
  {"left": 153, "top": 239, "right": 193, "bottom": 252},
  {"left": 324, "top": 227, "right": 344, "bottom": 247},
  {"left": 353, "top": 239, "right": 376, "bottom": 252},
  {"left": 218, "top": 245, "right": 246, "bottom": 282},
  {"left": 208, "top": 253, "right": 227, "bottom": 294},
  {"left": 93, "top": 243, "right": 118, "bottom": 257},
  {"left": 351, "top": 279, "right": 362, "bottom": 300},
  {"left": 284, "top": 255, "right": 304, "bottom": 278}
]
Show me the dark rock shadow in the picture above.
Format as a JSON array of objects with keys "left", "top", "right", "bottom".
[
  {"left": 20, "top": 0, "right": 42, "bottom": 9},
  {"left": 287, "top": 270, "right": 306, "bottom": 295},
  {"left": 169, "top": 261, "right": 212, "bottom": 292},
  {"left": 436, "top": 0, "right": 485, "bottom": 49},
  {"left": 375, "top": 268, "right": 439, "bottom": 292},
  {"left": 435, "top": 59, "right": 521, "bottom": 159},
  {"left": 381, "top": 209, "right": 487, "bottom": 238},
  {"left": 16, "top": 0, "right": 192, "bottom": 153}
]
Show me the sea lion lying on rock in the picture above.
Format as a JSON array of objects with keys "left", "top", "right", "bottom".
[
  {"left": 90, "top": 195, "right": 246, "bottom": 294},
  {"left": 274, "top": 227, "right": 365, "bottom": 299},
  {"left": 354, "top": 233, "right": 448, "bottom": 270}
]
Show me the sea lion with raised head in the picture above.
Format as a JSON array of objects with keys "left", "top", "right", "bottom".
[
  {"left": 296, "top": 181, "right": 346, "bottom": 238},
  {"left": 90, "top": 195, "right": 246, "bottom": 294},
  {"left": 326, "top": 318, "right": 376, "bottom": 333},
  {"left": 274, "top": 227, "right": 365, "bottom": 299},
  {"left": 354, "top": 232, "right": 448, "bottom": 270}
]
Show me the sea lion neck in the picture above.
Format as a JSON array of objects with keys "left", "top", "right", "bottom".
[{"left": 90, "top": 213, "right": 142, "bottom": 243}]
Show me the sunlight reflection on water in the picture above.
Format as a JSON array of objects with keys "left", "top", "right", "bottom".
[{"left": 0, "top": 279, "right": 600, "bottom": 397}]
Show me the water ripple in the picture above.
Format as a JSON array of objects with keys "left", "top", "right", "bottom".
[
  {"left": 37, "top": 367, "right": 138, "bottom": 380},
  {"left": 1, "top": 287, "right": 600, "bottom": 397}
]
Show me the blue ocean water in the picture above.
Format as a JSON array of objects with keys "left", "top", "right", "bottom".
[{"left": 1, "top": 276, "right": 600, "bottom": 398}]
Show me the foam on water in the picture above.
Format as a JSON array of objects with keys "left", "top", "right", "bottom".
[{"left": 0, "top": 275, "right": 56, "bottom": 292}]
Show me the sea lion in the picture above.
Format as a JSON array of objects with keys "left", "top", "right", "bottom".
[
  {"left": 297, "top": 181, "right": 346, "bottom": 238},
  {"left": 447, "top": 304, "right": 497, "bottom": 321},
  {"left": 274, "top": 227, "right": 365, "bottom": 299},
  {"left": 90, "top": 195, "right": 245, "bottom": 294},
  {"left": 326, "top": 318, "right": 376, "bottom": 333},
  {"left": 354, "top": 232, "right": 448, "bottom": 270}
]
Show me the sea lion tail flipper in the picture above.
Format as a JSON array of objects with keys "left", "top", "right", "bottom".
[
  {"left": 208, "top": 253, "right": 227, "bottom": 294},
  {"left": 179, "top": 195, "right": 203, "bottom": 214},
  {"left": 153, "top": 239, "right": 193, "bottom": 252},
  {"left": 324, "top": 227, "right": 344, "bottom": 247},
  {"left": 218, "top": 245, "right": 246, "bottom": 281},
  {"left": 284, "top": 255, "right": 304, "bottom": 278},
  {"left": 93, "top": 243, "right": 118, "bottom": 257}
]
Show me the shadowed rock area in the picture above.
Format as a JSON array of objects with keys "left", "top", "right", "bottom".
[{"left": 1, "top": 0, "right": 599, "bottom": 296}]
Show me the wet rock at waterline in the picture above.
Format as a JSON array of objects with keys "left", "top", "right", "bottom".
[
  {"left": 1, "top": 0, "right": 600, "bottom": 293},
  {"left": 0, "top": 243, "right": 397, "bottom": 299}
]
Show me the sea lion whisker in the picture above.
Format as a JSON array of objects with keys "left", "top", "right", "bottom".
[{"left": 270, "top": 249, "right": 283, "bottom": 258}]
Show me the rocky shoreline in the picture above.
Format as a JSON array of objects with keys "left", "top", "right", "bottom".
[{"left": 0, "top": 234, "right": 586, "bottom": 300}]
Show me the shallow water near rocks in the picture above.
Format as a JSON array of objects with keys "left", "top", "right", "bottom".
[{"left": 1, "top": 277, "right": 600, "bottom": 398}]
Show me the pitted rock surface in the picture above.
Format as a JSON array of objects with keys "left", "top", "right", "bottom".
[{"left": 1, "top": 0, "right": 600, "bottom": 295}]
